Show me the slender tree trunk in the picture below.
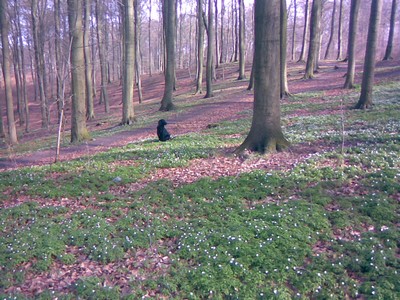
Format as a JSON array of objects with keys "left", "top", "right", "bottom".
[
  {"left": 236, "top": 0, "right": 289, "bottom": 154},
  {"left": 297, "top": 0, "right": 309, "bottom": 62},
  {"left": 121, "top": 0, "right": 136, "bottom": 124},
  {"left": 54, "top": 0, "right": 65, "bottom": 124},
  {"left": 134, "top": 0, "right": 143, "bottom": 103},
  {"left": 68, "top": 0, "right": 89, "bottom": 142},
  {"left": 195, "top": 0, "right": 205, "bottom": 95},
  {"left": 344, "top": 0, "right": 361, "bottom": 89},
  {"left": 324, "top": 0, "right": 336, "bottom": 59},
  {"left": 291, "top": 0, "right": 297, "bottom": 61},
  {"left": 281, "top": 0, "right": 290, "bottom": 97},
  {"left": 205, "top": 0, "right": 215, "bottom": 98},
  {"left": 355, "top": 0, "right": 382, "bottom": 109},
  {"left": 383, "top": 0, "right": 397, "bottom": 60},
  {"left": 95, "top": 0, "right": 110, "bottom": 113},
  {"left": 148, "top": 0, "right": 152, "bottom": 76},
  {"left": 237, "top": 0, "right": 246, "bottom": 80},
  {"left": 84, "top": 0, "right": 95, "bottom": 120},
  {"left": 214, "top": 0, "right": 219, "bottom": 69},
  {"left": 32, "top": 0, "right": 49, "bottom": 128},
  {"left": 0, "top": 0, "right": 18, "bottom": 144},
  {"left": 336, "top": 0, "right": 344, "bottom": 60},
  {"left": 219, "top": 0, "right": 225, "bottom": 64},
  {"left": 160, "top": 0, "right": 176, "bottom": 111},
  {"left": 304, "top": 0, "right": 322, "bottom": 79}
]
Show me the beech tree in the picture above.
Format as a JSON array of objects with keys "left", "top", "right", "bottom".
[
  {"left": 297, "top": 0, "right": 309, "bottom": 62},
  {"left": 324, "top": 0, "right": 336, "bottom": 59},
  {"left": 68, "top": 0, "right": 90, "bottom": 142},
  {"left": 0, "top": 0, "right": 18, "bottom": 144},
  {"left": 304, "top": 0, "right": 322, "bottom": 79},
  {"left": 160, "top": 0, "right": 176, "bottom": 110},
  {"left": 280, "top": 0, "right": 290, "bottom": 97},
  {"left": 336, "top": 0, "right": 344, "bottom": 60},
  {"left": 355, "top": 0, "right": 383, "bottom": 109},
  {"left": 382, "top": 0, "right": 397, "bottom": 60},
  {"left": 344, "top": 0, "right": 360, "bottom": 89},
  {"left": 121, "top": 0, "right": 136, "bottom": 124},
  {"left": 205, "top": 0, "right": 215, "bottom": 98},
  {"left": 195, "top": 0, "right": 205, "bottom": 95},
  {"left": 84, "top": 0, "right": 95, "bottom": 120},
  {"left": 237, "top": 0, "right": 246, "bottom": 80},
  {"left": 235, "top": 0, "right": 289, "bottom": 154}
]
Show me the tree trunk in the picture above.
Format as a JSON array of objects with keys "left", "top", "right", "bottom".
[
  {"left": 280, "top": 0, "right": 290, "bottom": 97},
  {"left": 148, "top": 0, "right": 152, "bottom": 76},
  {"left": 219, "top": 0, "right": 225, "bottom": 64},
  {"left": 31, "top": 0, "right": 49, "bottom": 128},
  {"left": 0, "top": 0, "right": 18, "bottom": 144},
  {"left": 195, "top": 0, "right": 205, "bottom": 95},
  {"left": 304, "top": 0, "right": 322, "bottom": 79},
  {"left": 214, "top": 0, "right": 219, "bottom": 69},
  {"left": 324, "top": 0, "right": 336, "bottom": 59},
  {"left": 84, "top": 0, "right": 95, "bottom": 120},
  {"left": 54, "top": 0, "right": 64, "bottom": 124},
  {"left": 344, "top": 0, "right": 361, "bottom": 89},
  {"left": 291, "top": 0, "right": 297, "bottom": 61},
  {"left": 205, "top": 0, "right": 215, "bottom": 98},
  {"left": 134, "top": 0, "right": 143, "bottom": 103},
  {"left": 68, "top": 0, "right": 90, "bottom": 142},
  {"left": 160, "top": 0, "right": 176, "bottom": 111},
  {"left": 237, "top": 0, "right": 246, "bottom": 80},
  {"left": 95, "top": 0, "right": 110, "bottom": 113},
  {"left": 297, "top": 0, "right": 309, "bottom": 62},
  {"left": 236, "top": 0, "right": 289, "bottom": 154},
  {"left": 121, "top": 0, "right": 136, "bottom": 124},
  {"left": 336, "top": 0, "right": 344, "bottom": 60},
  {"left": 355, "top": 0, "right": 382, "bottom": 109},
  {"left": 383, "top": 0, "right": 397, "bottom": 60}
]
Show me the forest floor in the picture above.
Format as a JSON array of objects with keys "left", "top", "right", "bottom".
[{"left": 0, "top": 59, "right": 399, "bottom": 299}]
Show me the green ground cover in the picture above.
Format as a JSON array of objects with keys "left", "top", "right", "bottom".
[{"left": 0, "top": 81, "right": 399, "bottom": 299}]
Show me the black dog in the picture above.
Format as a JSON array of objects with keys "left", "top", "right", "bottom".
[{"left": 157, "top": 119, "right": 171, "bottom": 141}]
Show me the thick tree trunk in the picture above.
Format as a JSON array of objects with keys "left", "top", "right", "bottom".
[
  {"left": 344, "top": 0, "right": 360, "bottom": 89},
  {"left": 383, "top": 0, "right": 397, "bottom": 60},
  {"left": 355, "top": 0, "right": 382, "bottom": 109},
  {"left": 297, "top": 0, "right": 309, "bottom": 62},
  {"left": 0, "top": 0, "right": 18, "bottom": 144},
  {"left": 236, "top": 0, "right": 289, "bottom": 154},
  {"left": 205, "top": 0, "right": 215, "bottom": 98},
  {"left": 324, "top": 0, "right": 336, "bottom": 59},
  {"left": 336, "top": 0, "right": 344, "bottom": 60},
  {"left": 95, "top": 0, "right": 110, "bottom": 113},
  {"left": 304, "top": 0, "right": 322, "bottom": 79},
  {"left": 280, "top": 0, "right": 290, "bottom": 97},
  {"left": 195, "top": 0, "right": 205, "bottom": 95},
  {"left": 84, "top": 0, "right": 95, "bottom": 120},
  {"left": 160, "top": 0, "right": 176, "bottom": 111},
  {"left": 68, "top": 0, "right": 89, "bottom": 143},
  {"left": 121, "top": 0, "right": 136, "bottom": 124},
  {"left": 237, "top": 0, "right": 246, "bottom": 79}
]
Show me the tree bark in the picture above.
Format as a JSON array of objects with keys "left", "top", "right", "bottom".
[
  {"left": 54, "top": 0, "right": 65, "bottom": 124},
  {"left": 214, "top": 0, "right": 219, "bottom": 69},
  {"left": 355, "top": 0, "right": 382, "bottom": 109},
  {"left": 304, "top": 0, "right": 322, "bottom": 79},
  {"left": 291, "top": 0, "right": 297, "bottom": 61},
  {"left": 344, "top": 0, "right": 361, "bottom": 89},
  {"left": 0, "top": 0, "right": 18, "bottom": 144},
  {"left": 235, "top": 0, "right": 289, "bottom": 154},
  {"left": 336, "top": 0, "right": 344, "bottom": 60},
  {"left": 237, "top": 0, "right": 246, "bottom": 80},
  {"left": 95, "top": 0, "right": 110, "bottom": 113},
  {"left": 134, "top": 0, "right": 143, "bottom": 103},
  {"left": 31, "top": 0, "right": 49, "bottom": 128},
  {"left": 121, "top": 0, "right": 136, "bottom": 124},
  {"left": 205, "top": 0, "right": 215, "bottom": 98},
  {"left": 219, "top": 0, "right": 225, "bottom": 64},
  {"left": 84, "top": 0, "right": 95, "bottom": 120},
  {"left": 297, "top": 0, "right": 309, "bottom": 62},
  {"left": 195, "top": 0, "right": 205, "bottom": 95},
  {"left": 160, "top": 0, "right": 176, "bottom": 111},
  {"left": 280, "top": 0, "right": 290, "bottom": 97},
  {"left": 324, "top": 0, "right": 336, "bottom": 59},
  {"left": 383, "top": 0, "right": 397, "bottom": 60},
  {"left": 68, "top": 0, "right": 90, "bottom": 142}
]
